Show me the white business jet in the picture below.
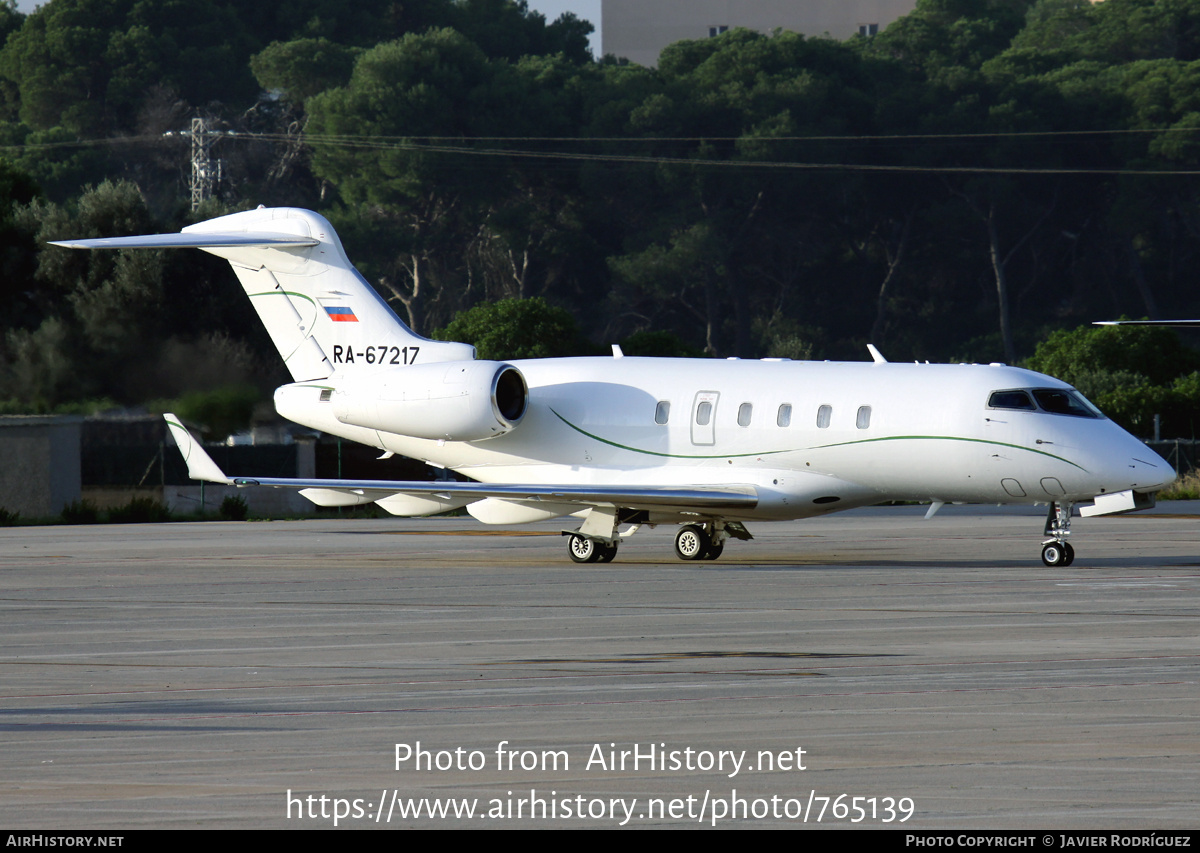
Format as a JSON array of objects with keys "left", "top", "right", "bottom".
[{"left": 53, "top": 207, "right": 1175, "bottom": 566}]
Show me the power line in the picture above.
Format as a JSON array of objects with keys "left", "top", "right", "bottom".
[
  {"left": 306, "top": 139, "right": 1200, "bottom": 176},
  {"left": 4, "top": 127, "right": 1200, "bottom": 176}
]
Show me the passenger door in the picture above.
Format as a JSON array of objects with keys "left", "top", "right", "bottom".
[{"left": 691, "top": 391, "right": 719, "bottom": 446}]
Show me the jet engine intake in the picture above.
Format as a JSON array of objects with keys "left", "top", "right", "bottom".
[{"left": 333, "top": 360, "right": 527, "bottom": 441}]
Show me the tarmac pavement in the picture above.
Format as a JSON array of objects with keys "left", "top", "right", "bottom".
[{"left": 1, "top": 503, "right": 1197, "bottom": 828}]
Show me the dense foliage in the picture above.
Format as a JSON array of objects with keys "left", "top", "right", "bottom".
[
  {"left": 1026, "top": 323, "right": 1200, "bottom": 436},
  {"left": 0, "top": 0, "right": 1198, "bottom": 436}
]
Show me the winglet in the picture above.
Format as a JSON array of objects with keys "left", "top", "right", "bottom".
[
  {"left": 867, "top": 344, "right": 888, "bottom": 364},
  {"left": 163, "top": 414, "right": 235, "bottom": 485}
]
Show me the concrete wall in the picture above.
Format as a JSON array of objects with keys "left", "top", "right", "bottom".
[
  {"left": 83, "top": 485, "right": 318, "bottom": 517},
  {"left": 81, "top": 432, "right": 321, "bottom": 517},
  {"left": 603, "top": 0, "right": 916, "bottom": 66},
  {"left": 162, "top": 435, "right": 318, "bottom": 516},
  {"left": 0, "top": 416, "right": 83, "bottom": 518}
]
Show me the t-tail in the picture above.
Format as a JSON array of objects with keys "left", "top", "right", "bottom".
[{"left": 51, "top": 207, "right": 475, "bottom": 381}]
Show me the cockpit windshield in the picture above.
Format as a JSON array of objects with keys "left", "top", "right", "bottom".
[
  {"left": 987, "top": 390, "right": 1035, "bottom": 411},
  {"left": 988, "top": 388, "right": 1104, "bottom": 418}
]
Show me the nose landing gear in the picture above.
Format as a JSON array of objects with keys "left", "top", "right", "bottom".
[{"left": 1041, "top": 501, "right": 1075, "bottom": 566}]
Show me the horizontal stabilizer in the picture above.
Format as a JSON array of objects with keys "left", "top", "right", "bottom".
[
  {"left": 1094, "top": 320, "right": 1200, "bottom": 328},
  {"left": 50, "top": 233, "right": 318, "bottom": 250}
]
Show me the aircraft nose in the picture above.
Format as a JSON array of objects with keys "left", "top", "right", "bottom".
[{"left": 1121, "top": 443, "right": 1175, "bottom": 491}]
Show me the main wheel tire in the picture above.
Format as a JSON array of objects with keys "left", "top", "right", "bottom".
[
  {"left": 1041, "top": 541, "right": 1067, "bottom": 567},
  {"left": 1061, "top": 542, "right": 1075, "bottom": 566},
  {"left": 598, "top": 541, "right": 618, "bottom": 563},
  {"left": 675, "top": 524, "right": 710, "bottom": 561},
  {"left": 703, "top": 541, "right": 724, "bottom": 560},
  {"left": 568, "top": 534, "right": 601, "bottom": 563}
]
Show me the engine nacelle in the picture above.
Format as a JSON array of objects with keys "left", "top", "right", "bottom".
[{"left": 332, "top": 360, "right": 527, "bottom": 441}]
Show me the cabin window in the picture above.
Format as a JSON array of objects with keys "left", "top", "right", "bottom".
[
  {"left": 777, "top": 404, "right": 792, "bottom": 427},
  {"left": 816, "top": 405, "right": 832, "bottom": 429},
  {"left": 319, "top": 389, "right": 332, "bottom": 402},
  {"left": 738, "top": 402, "right": 753, "bottom": 427},
  {"left": 988, "top": 390, "right": 1035, "bottom": 411},
  {"left": 696, "top": 401, "right": 712, "bottom": 426},
  {"left": 655, "top": 401, "right": 670, "bottom": 424},
  {"left": 856, "top": 406, "right": 872, "bottom": 429}
]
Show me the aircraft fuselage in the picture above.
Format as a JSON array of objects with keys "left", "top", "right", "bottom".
[{"left": 275, "top": 357, "right": 1170, "bottom": 523}]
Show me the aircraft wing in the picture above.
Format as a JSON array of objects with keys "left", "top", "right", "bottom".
[
  {"left": 163, "top": 415, "right": 758, "bottom": 514},
  {"left": 1094, "top": 320, "right": 1200, "bottom": 327},
  {"left": 233, "top": 477, "right": 757, "bottom": 510}
]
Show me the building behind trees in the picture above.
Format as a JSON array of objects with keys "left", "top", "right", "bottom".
[{"left": 602, "top": 0, "right": 917, "bottom": 65}]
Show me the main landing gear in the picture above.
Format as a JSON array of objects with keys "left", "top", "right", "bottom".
[
  {"left": 1041, "top": 501, "right": 1075, "bottom": 567},
  {"left": 563, "top": 518, "right": 749, "bottom": 563},
  {"left": 566, "top": 533, "right": 618, "bottom": 563},
  {"left": 674, "top": 523, "right": 725, "bottom": 561}
]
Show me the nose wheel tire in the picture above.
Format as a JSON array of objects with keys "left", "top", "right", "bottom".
[{"left": 1041, "top": 541, "right": 1075, "bottom": 567}]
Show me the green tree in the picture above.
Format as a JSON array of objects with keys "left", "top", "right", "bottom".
[
  {"left": 308, "top": 29, "right": 601, "bottom": 334},
  {"left": 6, "top": 181, "right": 161, "bottom": 402},
  {"left": 1026, "top": 324, "right": 1200, "bottom": 436},
  {"left": 250, "top": 38, "right": 361, "bottom": 108},
  {"left": 0, "top": 0, "right": 258, "bottom": 136},
  {"left": 172, "top": 384, "right": 262, "bottom": 439},
  {"left": 0, "top": 316, "right": 79, "bottom": 409},
  {"left": 306, "top": 30, "right": 507, "bottom": 332},
  {"left": 0, "top": 0, "right": 21, "bottom": 45},
  {"left": 233, "top": 0, "right": 455, "bottom": 48},
  {"left": 1026, "top": 323, "right": 1200, "bottom": 387},
  {"left": 450, "top": 0, "right": 593, "bottom": 64},
  {"left": 870, "top": 0, "right": 1037, "bottom": 84},
  {"left": 617, "top": 330, "right": 704, "bottom": 358},
  {"left": 600, "top": 29, "right": 891, "bottom": 357},
  {"left": 432, "top": 297, "right": 592, "bottom": 359},
  {"left": 0, "top": 156, "right": 41, "bottom": 326}
]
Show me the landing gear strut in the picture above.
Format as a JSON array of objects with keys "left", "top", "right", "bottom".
[{"left": 1041, "top": 501, "right": 1075, "bottom": 567}]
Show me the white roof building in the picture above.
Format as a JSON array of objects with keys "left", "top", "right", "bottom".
[{"left": 602, "top": 0, "right": 918, "bottom": 66}]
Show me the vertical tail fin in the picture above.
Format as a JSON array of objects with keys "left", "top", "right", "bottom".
[{"left": 52, "top": 207, "right": 475, "bottom": 381}]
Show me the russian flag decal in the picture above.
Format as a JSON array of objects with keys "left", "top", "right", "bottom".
[{"left": 324, "top": 306, "right": 358, "bottom": 322}]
